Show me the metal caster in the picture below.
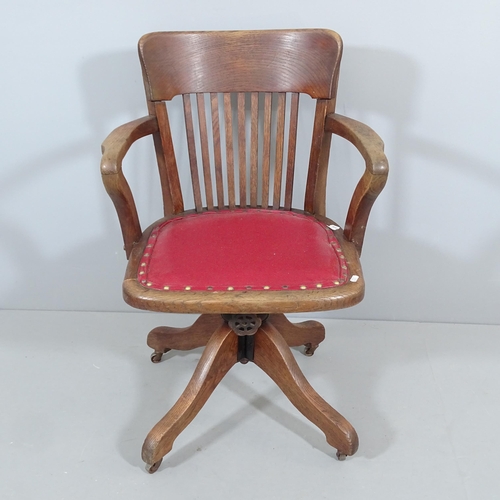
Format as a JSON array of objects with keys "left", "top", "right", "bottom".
[
  {"left": 146, "top": 458, "right": 163, "bottom": 473},
  {"left": 304, "top": 343, "right": 319, "bottom": 356},
  {"left": 336, "top": 451, "right": 347, "bottom": 461},
  {"left": 151, "top": 352, "right": 163, "bottom": 363},
  {"left": 150, "top": 349, "right": 171, "bottom": 363}
]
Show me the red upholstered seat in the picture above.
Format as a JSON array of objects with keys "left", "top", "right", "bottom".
[{"left": 137, "top": 209, "right": 348, "bottom": 292}]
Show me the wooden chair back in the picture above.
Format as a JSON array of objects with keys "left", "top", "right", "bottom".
[{"left": 138, "top": 29, "right": 343, "bottom": 216}]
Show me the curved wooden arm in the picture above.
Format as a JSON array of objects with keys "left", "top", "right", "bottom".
[
  {"left": 325, "top": 113, "right": 388, "bottom": 255},
  {"left": 100, "top": 115, "right": 159, "bottom": 258}
]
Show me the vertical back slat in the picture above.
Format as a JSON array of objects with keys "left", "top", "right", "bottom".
[
  {"left": 196, "top": 93, "right": 214, "bottom": 210},
  {"left": 210, "top": 93, "right": 224, "bottom": 208},
  {"left": 237, "top": 93, "right": 247, "bottom": 206},
  {"left": 272, "top": 93, "right": 286, "bottom": 209},
  {"left": 312, "top": 97, "right": 336, "bottom": 216},
  {"left": 153, "top": 101, "right": 184, "bottom": 214},
  {"left": 172, "top": 91, "right": 314, "bottom": 213},
  {"left": 223, "top": 93, "right": 236, "bottom": 208},
  {"left": 305, "top": 99, "right": 330, "bottom": 214},
  {"left": 261, "top": 92, "right": 272, "bottom": 208},
  {"left": 182, "top": 94, "right": 203, "bottom": 211},
  {"left": 249, "top": 92, "right": 259, "bottom": 207},
  {"left": 284, "top": 92, "right": 299, "bottom": 210}
]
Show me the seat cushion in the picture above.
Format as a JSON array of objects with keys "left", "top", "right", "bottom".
[{"left": 137, "top": 209, "right": 348, "bottom": 292}]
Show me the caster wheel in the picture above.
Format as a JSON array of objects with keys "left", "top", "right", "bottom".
[
  {"left": 150, "top": 349, "right": 171, "bottom": 363},
  {"left": 146, "top": 458, "right": 163, "bottom": 474},
  {"left": 151, "top": 352, "right": 163, "bottom": 363},
  {"left": 304, "top": 343, "right": 319, "bottom": 356},
  {"left": 336, "top": 451, "right": 347, "bottom": 461}
]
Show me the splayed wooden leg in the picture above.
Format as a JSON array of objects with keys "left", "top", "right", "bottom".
[
  {"left": 142, "top": 324, "right": 237, "bottom": 469},
  {"left": 147, "top": 314, "right": 224, "bottom": 362},
  {"left": 253, "top": 322, "right": 358, "bottom": 457},
  {"left": 267, "top": 314, "right": 325, "bottom": 356}
]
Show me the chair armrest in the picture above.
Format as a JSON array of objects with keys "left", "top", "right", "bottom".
[
  {"left": 100, "top": 115, "right": 159, "bottom": 258},
  {"left": 325, "top": 113, "right": 389, "bottom": 255}
]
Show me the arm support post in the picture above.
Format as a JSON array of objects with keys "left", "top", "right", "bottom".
[
  {"left": 100, "top": 115, "right": 159, "bottom": 258},
  {"left": 325, "top": 113, "right": 388, "bottom": 255}
]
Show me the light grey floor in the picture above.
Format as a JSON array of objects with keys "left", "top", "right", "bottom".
[{"left": 1, "top": 310, "right": 499, "bottom": 499}]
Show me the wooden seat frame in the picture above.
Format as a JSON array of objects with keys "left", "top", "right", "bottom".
[{"left": 100, "top": 29, "right": 388, "bottom": 473}]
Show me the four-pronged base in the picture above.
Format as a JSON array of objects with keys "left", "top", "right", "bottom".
[{"left": 142, "top": 314, "right": 357, "bottom": 473}]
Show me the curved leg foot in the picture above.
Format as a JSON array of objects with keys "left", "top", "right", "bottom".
[
  {"left": 267, "top": 314, "right": 325, "bottom": 355},
  {"left": 147, "top": 314, "right": 224, "bottom": 361},
  {"left": 253, "top": 322, "right": 358, "bottom": 457},
  {"left": 142, "top": 324, "right": 238, "bottom": 467}
]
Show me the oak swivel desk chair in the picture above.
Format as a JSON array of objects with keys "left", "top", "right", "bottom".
[{"left": 100, "top": 29, "right": 388, "bottom": 473}]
